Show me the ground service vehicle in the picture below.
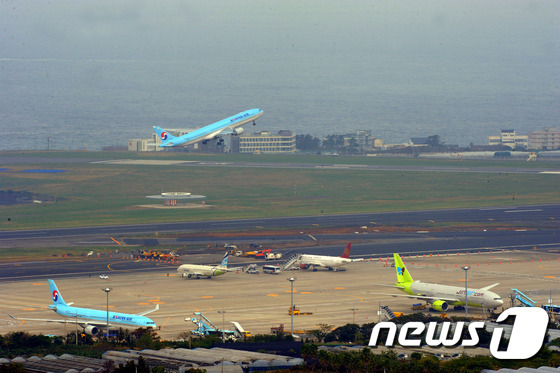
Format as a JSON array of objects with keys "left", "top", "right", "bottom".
[{"left": 263, "top": 265, "right": 281, "bottom": 274}]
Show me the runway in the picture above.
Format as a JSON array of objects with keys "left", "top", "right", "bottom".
[
  {"left": 94, "top": 158, "right": 560, "bottom": 175},
  {"left": 1, "top": 204, "right": 558, "bottom": 248}
]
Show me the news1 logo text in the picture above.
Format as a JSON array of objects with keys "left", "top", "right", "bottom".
[{"left": 368, "top": 307, "right": 549, "bottom": 359}]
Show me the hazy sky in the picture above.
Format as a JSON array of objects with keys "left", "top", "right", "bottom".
[
  {"left": 3, "top": 1, "right": 558, "bottom": 61},
  {"left": 1, "top": 1, "right": 559, "bottom": 149}
]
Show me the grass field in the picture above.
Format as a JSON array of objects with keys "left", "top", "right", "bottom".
[{"left": 0, "top": 151, "right": 558, "bottom": 230}]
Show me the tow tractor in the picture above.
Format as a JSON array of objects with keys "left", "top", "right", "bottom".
[{"left": 288, "top": 305, "right": 313, "bottom": 316}]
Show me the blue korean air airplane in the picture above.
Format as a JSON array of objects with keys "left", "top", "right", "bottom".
[
  {"left": 153, "top": 108, "right": 263, "bottom": 147},
  {"left": 9, "top": 280, "right": 158, "bottom": 335}
]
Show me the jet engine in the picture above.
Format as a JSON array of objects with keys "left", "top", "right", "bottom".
[
  {"left": 84, "top": 325, "right": 99, "bottom": 336},
  {"left": 232, "top": 128, "right": 244, "bottom": 136},
  {"left": 300, "top": 264, "right": 309, "bottom": 270},
  {"left": 431, "top": 300, "right": 449, "bottom": 312}
]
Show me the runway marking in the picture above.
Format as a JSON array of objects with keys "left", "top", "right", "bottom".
[
  {"left": 349, "top": 296, "right": 364, "bottom": 302},
  {"left": 505, "top": 209, "right": 543, "bottom": 213},
  {"left": 202, "top": 296, "right": 214, "bottom": 299},
  {"left": 22, "top": 308, "right": 36, "bottom": 311},
  {"left": 267, "top": 294, "right": 279, "bottom": 297},
  {"left": 137, "top": 303, "right": 150, "bottom": 305},
  {"left": 300, "top": 292, "right": 313, "bottom": 294},
  {"left": 160, "top": 316, "right": 170, "bottom": 329},
  {"left": 334, "top": 287, "right": 346, "bottom": 290},
  {"left": 545, "top": 276, "right": 556, "bottom": 279},
  {"left": 32, "top": 283, "right": 46, "bottom": 286}
]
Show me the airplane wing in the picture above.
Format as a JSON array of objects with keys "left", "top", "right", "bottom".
[
  {"left": 8, "top": 314, "right": 106, "bottom": 328},
  {"left": 393, "top": 294, "right": 460, "bottom": 303},
  {"left": 374, "top": 293, "right": 461, "bottom": 303},
  {"left": 188, "top": 271, "right": 205, "bottom": 277},
  {"left": 226, "top": 266, "right": 243, "bottom": 272},
  {"left": 136, "top": 304, "right": 159, "bottom": 316},
  {"left": 480, "top": 283, "right": 500, "bottom": 291}
]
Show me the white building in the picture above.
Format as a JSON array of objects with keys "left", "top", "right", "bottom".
[
  {"left": 231, "top": 130, "right": 296, "bottom": 154},
  {"left": 488, "top": 129, "right": 528, "bottom": 149}
]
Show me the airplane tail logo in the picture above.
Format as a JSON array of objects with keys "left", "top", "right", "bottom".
[
  {"left": 340, "top": 243, "right": 351, "bottom": 259},
  {"left": 153, "top": 126, "right": 175, "bottom": 143},
  {"left": 220, "top": 252, "right": 229, "bottom": 268},
  {"left": 394, "top": 254, "right": 414, "bottom": 283},
  {"left": 48, "top": 279, "right": 68, "bottom": 306}
]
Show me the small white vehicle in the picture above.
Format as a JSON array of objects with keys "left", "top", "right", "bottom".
[{"left": 99, "top": 274, "right": 109, "bottom": 279}]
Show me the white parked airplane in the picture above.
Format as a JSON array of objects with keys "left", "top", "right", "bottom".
[
  {"left": 177, "top": 252, "right": 232, "bottom": 279},
  {"left": 153, "top": 108, "right": 263, "bottom": 147},
  {"left": 297, "top": 243, "right": 361, "bottom": 271},
  {"left": 389, "top": 253, "right": 504, "bottom": 311},
  {"left": 9, "top": 280, "right": 158, "bottom": 335}
]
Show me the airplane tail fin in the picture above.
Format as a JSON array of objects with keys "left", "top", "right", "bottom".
[
  {"left": 220, "top": 252, "right": 229, "bottom": 268},
  {"left": 153, "top": 126, "right": 176, "bottom": 145},
  {"left": 394, "top": 253, "right": 414, "bottom": 284},
  {"left": 340, "top": 243, "right": 351, "bottom": 259},
  {"left": 48, "top": 279, "right": 68, "bottom": 307}
]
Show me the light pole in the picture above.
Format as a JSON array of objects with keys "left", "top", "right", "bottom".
[
  {"left": 288, "top": 277, "right": 296, "bottom": 337},
  {"left": 462, "top": 266, "right": 469, "bottom": 319},
  {"left": 217, "top": 309, "right": 226, "bottom": 343},
  {"left": 348, "top": 306, "right": 359, "bottom": 324},
  {"left": 102, "top": 287, "right": 112, "bottom": 341}
]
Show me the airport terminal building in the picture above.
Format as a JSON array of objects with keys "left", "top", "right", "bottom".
[{"left": 230, "top": 130, "right": 296, "bottom": 154}]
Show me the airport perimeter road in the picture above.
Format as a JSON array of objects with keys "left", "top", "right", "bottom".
[{"left": 0, "top": 204, "right": 558, "bottom": 248}]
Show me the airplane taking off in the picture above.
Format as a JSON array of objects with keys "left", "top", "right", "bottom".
[
  {"left": 389, "top": 253, "right": 504, "bottom": 311},
  {"left": 9, "top": 280, "right": 158, "bottom": 335},
  {"left": 297, "top": 243, "right": 361, "bottom": 271},
  {"left": 177, "top": 252, "right": 232, "bottom": 279},
  {"left": 153, "top": 108, "right": 263, "bottom": 147}
]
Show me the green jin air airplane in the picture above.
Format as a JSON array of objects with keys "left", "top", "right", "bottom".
[{"left": 390, "top": 253, "right": 504, "bottom": 312}]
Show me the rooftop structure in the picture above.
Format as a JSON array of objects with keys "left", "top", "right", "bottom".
[{"left": 146, "top": 191, "right": 206, "bottom": 206}]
